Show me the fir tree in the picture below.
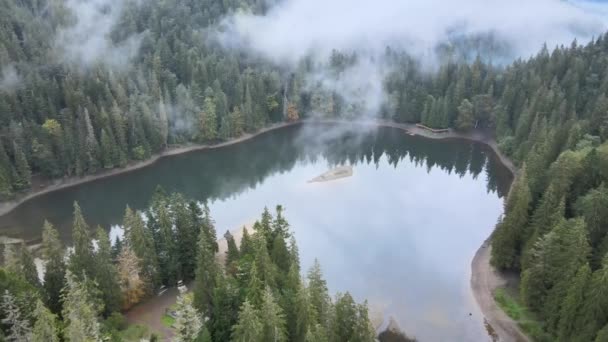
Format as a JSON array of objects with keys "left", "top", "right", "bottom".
[
  {"left": 1, "top": 290, "right": 32, "bottom": 342},
  {"left": 174, "top": 292, "right": 202, "bottom": 342},
  {"left": 41, "top": 221, "right": 66, "bottom": 315},
  {"left": 68, "top": 202, "right": 95, "bottom": 279},
  {"left": 32, "top": 300, "right": 59, "bottom": 342},
  {"left": 94, "top": 227, "right": 122, "bottom": 315},
  {"left": 232, "top": 300, "right": 262, "bottom": 342}
]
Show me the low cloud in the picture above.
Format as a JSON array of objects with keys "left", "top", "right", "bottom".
[
  {"left": 217, "top": 0, "right": 607, "bottom": 65},
  {"left": 54, "top": 0, "right": 144, "bottom": 70},
  {"left": 214, "top": 0, "right": 608, "bottom": 118},
  {"left": 0, "top": 65, "right": 21, "bottom": 91}
]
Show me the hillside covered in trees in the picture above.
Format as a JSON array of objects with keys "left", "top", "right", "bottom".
[
  {"left": 0, "top": 191, "right": 386, "bottom": 341},
  {"left": 1, "top": 0, "right": 608, "bottom": 340}
]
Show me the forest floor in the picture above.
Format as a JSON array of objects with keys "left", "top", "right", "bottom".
[{"left": 125, "top": 222, "right": 252, "bottom": 340}]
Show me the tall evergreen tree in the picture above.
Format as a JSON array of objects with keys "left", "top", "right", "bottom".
[
  {"left": 123, "top": 206, "right": 159, "bottom": 292},
  {"left": 193, "top": 219, "right": 219, "bottom": 317},
  {"left": 68, "top": 202, "right": 95, "bottom": 279},
  {"left": 1, "top": 290, "right": 32, "bottom": 342},
  {"left": 94, "top": 227, "right": 122, "bottom": 316},
  {"left": 174, "top": 292, "right": 203, "bottom": 342},
  {"left": 31, "top": 300, "right": 59, "bottom": 342},
  {"left": 232, "top": 300, "right": 262, "bottom": 342},
  {"left": 61, "top": 271, "right": 101, "bottom": 342},
  {"left": 41, "top": 221, "right": 66, "bottom": 315}
]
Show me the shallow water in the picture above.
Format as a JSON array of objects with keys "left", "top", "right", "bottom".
[{"left": 0, "top": 123, "right": 512, "bottom": 341}]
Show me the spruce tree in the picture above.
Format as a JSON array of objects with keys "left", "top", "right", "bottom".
[
  {"left": 193, "top": 221, "right": 219, "bottom": 317},
  {"left": 557, "top": 263, "right": 592, "bottom": 341},
  {"left": 12, "top": 141, "right": 31, "bottom": 190},
  {"left": 123, "top": 206, "right": 159, "bottom": 292},
  {"left": 20, "top": 245, "right": 40, "bottom": 289},
  {"left": 174, "top": 292, "right": 202, "bottom": 342},
  {"left": 491, "top": 170, "right": 532, "bottom": 270},
  {"left": 41, "top": 221, "right": 66, "bottom": 315},
  {"left": 307, "top": 259, "right": 330, "bottom": 326},
  {"left": 117, "top": 245, "right": 145, "bottom": 310},
  {"left": 32, "top": 300, "right": 59, "bottom": 342},
  {"left": 1, "top": 290, "right": 32, "bottom": 342},
  {"left": 261, "top": 287, "right": 287, "bottom": 342},
  {"left": 94, "top": 227, "right": 122, "bottom": 316},
  {"left": 231, "top": 300, "right": 262, "bottom": 342},
  {"left": 62, "top": 271, "right": 101, "bottom": 342},
  {"left": 68, "top": 202, "right": 95, "bottom": 279}
]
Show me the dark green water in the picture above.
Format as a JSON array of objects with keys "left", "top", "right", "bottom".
[{"left": 0, "top": 123, "right": 512, "bottom": 341}]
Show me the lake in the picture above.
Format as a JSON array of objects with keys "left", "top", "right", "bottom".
[{"left": 0, "top": 123, "right": 512, "bottom": 341}]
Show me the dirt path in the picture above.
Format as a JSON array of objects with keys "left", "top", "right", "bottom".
[
  {"left": 125, "top": 223, "right": 254, "bottom": 341},
  {"left": 125, "top": 286, "right": 179, "bottom": 340}
]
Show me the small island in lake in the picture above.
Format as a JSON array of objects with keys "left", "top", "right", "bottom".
[{"left": 308, "top": 165, "right": 353, "bottom": 183}]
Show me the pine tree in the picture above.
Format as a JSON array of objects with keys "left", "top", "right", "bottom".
[
  {"left": 307, "top": 259, "right": 330, "bottom": 326},
  {"left": 20, "top": 244, "right": 40, "bottom": 288},
  {"left": 100, "top": 128, "right": 116, "bottom": 169},
  {"left": 210, "top": 275, "right": 240, "bottom": 342},
  {"left": 521, "top": 218, "right": 590, "bottom": 315},
  {"left": 83, "top": 108, "right": 100, "bottom": 172},
  {"left": 69, "top": 202, "right": 95, "bottom": 279},
  {"left": 232, "top": 300, "right": 262, "bottom": 342},
  {"left": 225, "top": 230, "right": 240, "bottom": 276},
  {"left": 94, "top": 227, "right": 122, "bottom": 315},
  {"left": 332, "top": 292, "right": 358, "bottom": 341},
  {"left": 305, "top": 324, "right": 329, "bottom": 342},
  {"left": 0, "top": 141, "right": 14, "bottom": 198},
  {"left": 577, "top": 256, "right": 608, "bottom": 342},
  {"left": 62, "top": 271, "right": 101, "bottom": 342},
  {"left": 41, "top": 221, "right": 66, "bottom": 315},
  {"left": 193, "top": 219, "right": 219, "bottom": 317},
  {"left": 199, "top": 202, "right": 218, "bottom": 253},
  {"left": 12, "top": 141, "right": 31, "bottom": 190},
  {"left": 158, "top": 99, "right": 169, "bottom": 147},
  {"left": 173, "top": 196, "right": 199, "bottom": 281},
  {"left": 1, "top": 290, "right": 32, "bottom": 342},
  {"left": 32, "top": 300, "right": 59, "bottom": 342},
  {"left": 156, "top": 202, "right": 178, "bottom": 286},
  {"left": 117, "top": 245, "right": 145, "bottom": 310},
  {"left": 491, "top": 170, "right": 532, "bottom": 270},
  {"left": 199, "top": 88, "right": 218, "bottom": 141},
  {"left": 230, "top": 106, "right": 245, "bottom": 137},
  {"left": 174, "top": 292, "right": 202, "bottom": 342},
  {"left": 261, "top": 287, "right": 287, "bottom": 342},
  {"left": 123, "top": 206, "right": 159, "bottom": 292},
  {"left": 455, "top": 99, "right": 475, "bottom": 131},
  {"left": 3, "top": 244, "right": 20, "bottom": 275},
  {"left": 557, "top": 263, "right": 592, "bottom": 341},
  {"left": 240, "top": 227, "right": 254, "bottom": 258}
]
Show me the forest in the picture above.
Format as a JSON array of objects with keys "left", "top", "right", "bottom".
[
  {"left": 0, "top": 190, "right": 389, "bottom": 341},
  {"left": 0, "top": 0, "right": 607, "bottom": 340}
]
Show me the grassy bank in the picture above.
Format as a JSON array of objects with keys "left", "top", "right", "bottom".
[{"left": 493, "top": 288, "right": 549, "bottom": 341}]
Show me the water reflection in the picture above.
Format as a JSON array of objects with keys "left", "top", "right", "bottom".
[{"left": 0, "top": 123, "right": 512, "bottom": 341}]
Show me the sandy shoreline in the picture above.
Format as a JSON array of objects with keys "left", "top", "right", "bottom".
[
  {"left": 0, "top": 118, "right": 524, "bottom": 341},
  {"left": 309, "top": 119, "right": 524, "bottom": 341}
]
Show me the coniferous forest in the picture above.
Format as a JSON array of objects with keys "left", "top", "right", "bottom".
[
  {"left": 0, "top": 192, "right": 380, "bottom": 341},
  {"left": 0, "top": 0, "right": 607, "bottom": 341}
]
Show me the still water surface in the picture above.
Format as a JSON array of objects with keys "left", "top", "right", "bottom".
[{"left": 0, "top": 123, "right": 512, "bottom": 341}]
